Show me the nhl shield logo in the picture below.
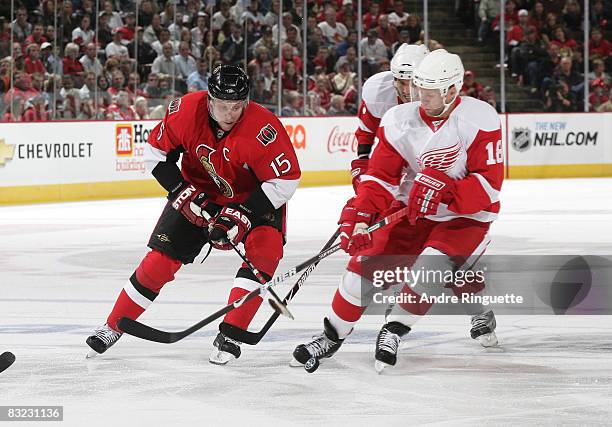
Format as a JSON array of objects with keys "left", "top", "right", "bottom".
[{"left": 512, "top": 127, "right": 532, "bottom": 152}]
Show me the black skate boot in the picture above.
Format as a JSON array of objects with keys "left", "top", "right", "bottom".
[
  {"left": 86, "top": 324, "right": 123, "bottom": 358},
  {"left": 209, "top": 333, "right": 242, "bottom": 365},
  {"left": 291, "top": 318, "right": 345, "bottom": 372},
  {"left": 470, "top": 310, "right": 498, "bottom": 347},
  {"left": 374, "top": 321, "right": 410, "bottom": 373}
]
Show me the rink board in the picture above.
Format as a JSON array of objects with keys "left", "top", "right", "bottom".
[{"left": 1, "top": 112, "right": 611, "bottom": 204}]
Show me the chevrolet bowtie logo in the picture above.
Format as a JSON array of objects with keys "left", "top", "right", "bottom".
[{"left": 0, "top": 138, "right": 15, "bottom": 167}]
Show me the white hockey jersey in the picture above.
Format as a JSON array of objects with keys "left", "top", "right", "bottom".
[
  {"left": 355, "top": 71, "right": 400, "bottom": 154},
  {"left": 356, "top": 96, "right": 504, "bottom": 223}
]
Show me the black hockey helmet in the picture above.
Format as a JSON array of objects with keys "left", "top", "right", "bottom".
[{"left": 208, "top": 65, "right": 250, "bottom": 101}]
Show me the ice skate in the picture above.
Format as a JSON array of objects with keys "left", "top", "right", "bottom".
[
  {"left": 86, "top": 324, "right": 122, "bottom": 358},
  {"left": 374, "top": 321, "right": 410, "bottom": 373},
  {"left": 209, "top": 333, "right": 242, "bottom": 365},
  {"left": 291, "top": 318, "right": 345, "bottom": 370},
  {"left": 470, "top": 310, "right": 498, "bottom": 347}
]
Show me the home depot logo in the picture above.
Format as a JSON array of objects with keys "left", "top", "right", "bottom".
[
  {"left": 115, "top": 124, "right": 133, "bottom": 156},
  {"left": 0, "top": 138, "right": 15, "bottom": 167}
]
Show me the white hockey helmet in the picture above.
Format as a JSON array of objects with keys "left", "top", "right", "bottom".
[
  {"left": 412, "top": 48, "right": 464, "bottom": 95},
  {"left": 390, "top": 43, "right": 429, "bottom": 80}
]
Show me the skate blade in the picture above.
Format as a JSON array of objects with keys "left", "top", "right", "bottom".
[
  {"left": 209, "top": 350, "right": 236, "bottom": 366},
  {"left": 85, "top": 349, "right": 100, "bottom": 359},
  {"left": 374, "top": 360, "right": 390, "bottom": 374},
  {"left": 289, "top": 357, "right": 303, "bottom": 367},
  {"left": 478, "top": 332, "right": 499, "bottom": 348}
]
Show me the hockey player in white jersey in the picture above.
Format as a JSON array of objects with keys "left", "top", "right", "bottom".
[
  {"left": 293, "top": 49, "right": 502, "bottom": 373},
  {"left": 350, "top": 43, "right": 429, "bottom": 192}
]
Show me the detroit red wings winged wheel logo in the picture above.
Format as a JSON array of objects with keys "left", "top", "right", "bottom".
[
  {"left": 418, "top": 142, "right": 462, "bottom": 172},
  {"left": 196, "top": 144, "right": 234, "bottom": 198}
]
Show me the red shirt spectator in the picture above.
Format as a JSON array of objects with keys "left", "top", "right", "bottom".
[
  {"left": 24, "top": 24, "right": 47, "bottom": 49},
  {"left": 461, "top": 71, "right": 484, "bottom": 99},
  {"left": 24, "top": 44, "right": 46, "bottom": 75},
  {"left": 376, "top": 14, "right": 399, "bottom": 48},
  {"left": 589, "top": 28, "right": 612, "bottom": 59},
  {"left": 363, "top": 3, "right": 381, "bottom": 32},
  {"left": 550, "top": 27, "right": 577, "bottom": 53}
]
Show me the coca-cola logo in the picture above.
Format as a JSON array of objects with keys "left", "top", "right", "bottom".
[{"left": 327, "top": 126, "right": 357, "bottom": 154}]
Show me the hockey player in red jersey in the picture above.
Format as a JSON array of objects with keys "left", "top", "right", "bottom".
[
  {"left": 350, "top": 43, "right": 429, "bottom": 192},
  {"left": 293, "top": 49, "right": 502, "bottom": 372},
  {"left": 86, "top": 65, "right": 301, "bottom": 365}
]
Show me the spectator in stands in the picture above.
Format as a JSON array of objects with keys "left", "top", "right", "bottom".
[
  {"left": 589, "top": 28, "right": 612, "bottom": 61},
  {"left": 139, "top": 0, "right": 156, "bottom": 28},
  {"left": 309, "top": 75, "right": 331, "bottom": 110},
  {"left": 363, "top": 2, "right": 381, "bottom": 32},
  {"left": 128, "top": 28, "right": 157, "bottom": 78},
  {"left": 461, "top": 70, "right": 483, "bottom": 98},
  {"left": 25, "top": 24, "right": 47, "bottom": 48},
  {"left": 22, "top": 94, "right": 49, "bottom": 122},
  {"left": 590, "top": 1, "right": 610, "bottom": 30},
  {"left": 312, "top": 45, "right": 336, "bottom": 74},
  {"left": 389, "top": 0, "right": 409, "bottom": 28},
  {"left": 152, "top": 29, "right": 178, "bottom": 57},
  {"left": 550, "top": 26, "right": 577, "bottom": 56},
  {"left": 78, "top": 71, "right": 96, "bottom": 100},
  {"left": 242, "top": 0, "right": 266, "bottom": 27},
  {"left": 337, "top": 29, "right": 357, "bottom": 57},
  {"left": 144, "top": 13, "right": 163, "bottom": 45},
  {"left": 404, "top": 15, "right": 422, "bottom": 44},
  {"left": 97, "top": 12, "right": 113, "bottom": 48},
  {"left": 392, "top": 30, "right": 410, "bottom": 54},
  {"left": 103, "top": 0, "right": 123, "bottom": 30},
  {"left": 24, "top": 43, "right": 45, "bottom": 75},
  {"left": 596, "top": 88, "right": 612, "bottom": 112},
  {"left": 62, "top": 43, "right": 84, "bottom": 84},
  {"left": 360, "top": 28, "right": 388, "bottom": 75},
  {"left": 72, "top": 15, "right": 94, "bottom": 50},
  {"left": 507, "top": 9, "right": 533, "bottom": 59},
  {"left": 79, "top": 43, "right": 103, "bottom": 76},
  {"left": 213, "top": 0, "right": 232, "bottom": 31},
  {"left": 167, "top": 11, "right": 186, "bottom": 41},
  {"left": 480, "top": 86, "right": 499, "bottom": 111},
  {"left": 95, "top": 74, "right": 112, "bottom": 108},
  {"left": 540, "top": 13, "right": 560, "bottom": 44},
  {"left": 338, "top": 46, "right": 359, "bottom": 73},
  {"left": 332, "top": 57, "right": 356, "bottom": 96},
  {"left": 589, "top": 78, "right": 609, "bottom": 110},
  {"left": 175, "top": 41, "right": 197, "bottom": 89},
  {"left": 588, "top": 59, "right": 611, "bottom": 86},
  {"left": 491, "top": 0, "right": 518, "bottom": 37},
  {"left": 279, "top": 43, "right": 303, "bottom": 74},
  {"left": 281, "top": 90, "right": 302, "bottom": 116},
  {"left": 318, "top": 6, "right": 348, "bottom": 45},
  {"left": 107, "top": 90, "right": 136, "bottom": 120},
  {"left": 274, "top": 12, "right": 302, "bottom": 46},
  {"left": 529, "top": 2, "right": 546, "bottom": 30},
  {"left": 106, "top": 28, "right": 129, "bottom": 59},
  {"left": 134, "top": 96, "right": 150, "bottom": 119},
  {"left": 118, "top": 12, "right": 137, "bottom": 43},
  {"left": 376, "top": 14, "right": 399, "bottom": 48},
  {"left": 478, "top": 0, "right": 500, "bottom": 43},
  {"left": 285, "top": 26, "right": 303, "bottom": 55},
  {"left": 328, "top": 94, "right": 349, "bottom": 115},
  {"left": 512, "top": 27, "right": 548, "bottom": 85},
  {"left": 12, "top": 7, "right": 32, "bottom": 44},
  {"left": 191, "top": 12, "right": 208, "bottom": 53},
  {"left": 545, "top": 80, "right": 576, "bottom": 112},
  {"left": 108, "top": 70, "right": 125, "bottom": 98},
  {"left": 562, "top": 1, "right": 582, "bottom": 39},
  {"left": 261, "top": 60, "right": 275, "bottom": 91},
  {"left": 187, "top": 57, "right": 209, "bottom": 92},
  {"left": 220, "top": 23, "right": 245, "bottom": 66},
  {"left": 152, "top": 42, "right": 177, "bottom": 78},
  {"left": 251, "top": 75, "right": 271, "bottom": 104},
  {"left": 40, "top": 42, "right": 61, "bottom": 75},
  {"left": 281, "top": 60, "right": 302, "bottom": 92}
]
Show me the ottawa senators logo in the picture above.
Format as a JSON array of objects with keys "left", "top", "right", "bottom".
[
  {"left": 256, "top": 124, "right": 278, "bottom": 146},
  {"left": 195, "top": 144, "right": 234, "bottom": 198}
]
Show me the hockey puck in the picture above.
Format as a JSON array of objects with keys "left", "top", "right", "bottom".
[
  {"left": 304, "top": 357, "right": 319, "bottom": 373},
  {"left": 0, "top": 351, "right": 16, "bottom": 373}
]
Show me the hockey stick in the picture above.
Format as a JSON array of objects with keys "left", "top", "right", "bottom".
[
  {"left": 118, "top": 207, "right": 408, "bottom": 344},
  {"left": 227, "top": 241, "right": 294, "bottom": 320},
  {"left": 240, "top": 227, "right": 340, "bottom": 345},
  {"left": 0, "top": 351, "right": 16, "bottom": 374}
]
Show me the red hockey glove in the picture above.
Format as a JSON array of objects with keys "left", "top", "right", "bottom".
[
  {"left": 170, "top": 183, "right": 215, "bottom": 227},
  {"left": 407, "top": 167, "right": 454, "bottom": 225},
  {"left": 350, "top": 158, "right": 369, "bottom": 193},
  {"left": 208, "top": 206, "right": 252, "bottom": 250},
  {"left": 338, "top": 201, "right": 376, "bottom": 255}
]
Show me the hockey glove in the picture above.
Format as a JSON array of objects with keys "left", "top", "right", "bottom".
[
  {"left": 407, "top": 167, "right": 454, "bottom": 225},
  {"left": 338, "top": 200, "right": 376, "bottom": 255},
  {"left": 170, "top": 183, "right": 216, "bottom": 228},
  {"left": 208, "top": 206, "right": 252, "bottom": 250},
  {"left": 350, "top": 158, "right": 369, "bottom": 193}
]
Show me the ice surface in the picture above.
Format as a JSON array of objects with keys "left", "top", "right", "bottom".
[{"left": 1, "top": 179, "right": 612, "bottom": 426}]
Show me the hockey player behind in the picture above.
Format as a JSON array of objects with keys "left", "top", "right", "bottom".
[
  {"left": 350, "top": 43, "right": 429, "bottom": 193},
  {"left": 292, "top": 49, "right": 502, "bottom": 373},
  {"left": 86, "top": 65, "right": 301, "bottom": 365}
]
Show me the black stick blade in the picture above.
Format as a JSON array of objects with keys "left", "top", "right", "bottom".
[
  {"left": 0, "top": 351, "right": 16, "bottom": 373},
  {"left": 118, "top": 317, "right": 176, "bottom": 343}
]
